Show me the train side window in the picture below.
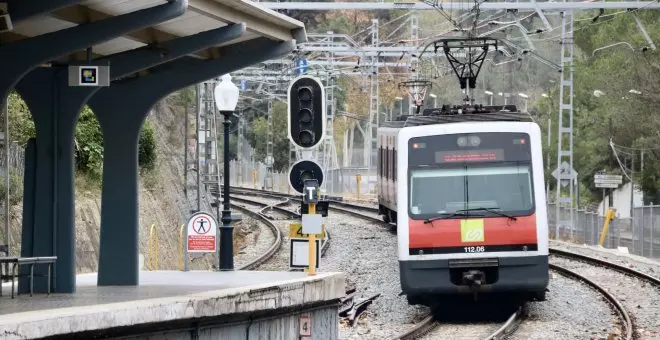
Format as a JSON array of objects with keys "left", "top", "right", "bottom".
[
  {"left": 385, "top": 147, "right": 389, "bottom": 179},
  {"left": 378, "top": 146, "right": 381, "bottom": 176},
  {"left": 393, "top": 149, "right": 397, "bottom": 181},
  {"left": 387, "top": 148, "right": 394, "bottom": 179}
]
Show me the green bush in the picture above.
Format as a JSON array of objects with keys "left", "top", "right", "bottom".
[
  {"left": 74, "top": 106, "right": 158, "bottom": 181},
  {"left": 138, "top": 120, "right": 157, "bottom": 172},
  {"left": 0, "top": 169, "right": 24, "bottom": 206},
  {"left": 75, "top": 106, "right": 104, "bottom": 180}
]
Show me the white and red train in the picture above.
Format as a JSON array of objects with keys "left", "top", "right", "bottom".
[{"left": 377, "top": 106, "right": 549, "bottom": 305}]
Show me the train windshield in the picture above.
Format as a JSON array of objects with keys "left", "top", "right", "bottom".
[
  {"left": 409, "top": 164, "right": 534, "bottom": 218},
  {"left": 407, "top": 132, "right": 535, "bottom": 219}
]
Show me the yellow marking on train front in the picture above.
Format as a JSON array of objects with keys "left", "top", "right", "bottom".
[{"left": 460, "top": 219, "right": 485, "bottom": 243}]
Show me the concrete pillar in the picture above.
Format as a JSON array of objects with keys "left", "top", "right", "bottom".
[
  {"left": 88, "top": 38, "right": 295, "bottom": 286},
  {"left": 10, "top": 1, "right": 187, "bottom": 294}
]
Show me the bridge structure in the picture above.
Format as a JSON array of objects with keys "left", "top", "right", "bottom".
[{"left": 0, "top": 0, "right": 305, "bottom": 294}]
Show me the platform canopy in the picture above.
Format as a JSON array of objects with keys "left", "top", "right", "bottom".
[{"left": 2, "top": 0, "right": 307, "bottom": 61}]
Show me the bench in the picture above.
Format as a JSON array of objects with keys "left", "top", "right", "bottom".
[{"left": 0, "top": 256, "right": 57, "bottom": 298}]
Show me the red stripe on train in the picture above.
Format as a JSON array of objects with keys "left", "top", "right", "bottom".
[{"left": 408, "top": 214, "right": 537, "bottom": 248}]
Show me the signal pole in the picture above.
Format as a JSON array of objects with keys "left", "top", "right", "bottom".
[{"left": 287, "top": 75, "right": 326, "bottom": 275}]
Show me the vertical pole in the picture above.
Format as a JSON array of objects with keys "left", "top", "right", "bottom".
[
  {"left": 184, "top": 103, "right": 189, "bottom": 199},
  {"left": 220, "top": 111, "right": 234, "bottom": 271},
  {"left": 356, "top": 175, "right": 361, "bottom": 200},
  {"left": 3, "top": 98, "right": 8, "bottom": 256},
  {"left": 555, "top": 9, "right": 575, "bottom": 240},
  {"left": 195, "top": 84, "right": 201, "bottom": 212},
  {"left": 546, "top": 118, "right": 551, "bottom": 203},
  {"left": 308, "top": 202, "right": 316, "bottom": 276},
  {"left": 630, "top": 152, "right": 635, "bottom": 232},
  {"left": 183, "top": 222, "right": 189, "bottom": 271}
]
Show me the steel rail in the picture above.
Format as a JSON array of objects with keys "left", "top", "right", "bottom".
[
  {"left": 549, "top": 248, "right": 660, "bottom": 286},
  {"left": 230, "top": 194, "right": 331, "bottom": 257},
  {"left": 229, "top": 203, "right": 283, "bottom": 270},
  {"left": 549, "top": 263, "right": 634, "bottom": 340}
]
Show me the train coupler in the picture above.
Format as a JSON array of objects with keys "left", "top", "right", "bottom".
[{"left": 462, "top": 270, "right": 485, "bottom": 301}]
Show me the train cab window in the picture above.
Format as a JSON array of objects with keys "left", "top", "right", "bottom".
[{"left": 409, "top": 165, "right": 534, "bottom": 218}]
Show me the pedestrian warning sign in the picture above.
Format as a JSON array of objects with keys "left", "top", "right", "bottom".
[{"left": 186, "top": 212, "right": 218, "bottom": 253}]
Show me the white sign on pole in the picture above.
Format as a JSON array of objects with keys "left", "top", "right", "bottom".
[
  {"left": 186, "top": 212, "right": 217, "bottom": 253},
  {"left": 289, "top": 238, "right": 321, "bottom": 269},
  {"left": 594, "top": 174, "right": 623, "bottom": 182},
  {"left": 595, "top": 182, "right": 620, "bottom": 188}
]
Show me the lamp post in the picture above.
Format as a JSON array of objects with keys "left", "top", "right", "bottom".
[{"left": 214, "top": 74, "right": 240, "bottom": 271}]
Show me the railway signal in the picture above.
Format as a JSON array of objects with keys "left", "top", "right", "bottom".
[
  {"left": 288, "top": 159, "right": 324, "bottom": 195},
  {"left": 287, "top": 75, "right": 326, "bottom": 149}
]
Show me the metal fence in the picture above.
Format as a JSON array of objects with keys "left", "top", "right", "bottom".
[
  {"left": 549, "top": 203, "right": 659, "bottom": 260},
  {"left": 229, "top": 159, "right": 378, "bottom": 201}
]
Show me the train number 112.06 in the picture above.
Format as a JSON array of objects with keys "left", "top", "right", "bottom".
[{"left": 464, "top": 246, "right": 485, "bottom": 253}]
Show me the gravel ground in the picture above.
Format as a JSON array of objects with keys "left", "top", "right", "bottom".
[
  {"left": 232, "top": 215, "right": 276, "bottom": 269},
  {"left": 550, "top": 256, "right": 660, "bottom": 339},
  {"left": 512, "top": 272, "right": 622, "bottom": 340},
  {"left": 317, "top": 213, "right": 429, "bottom": 340},
  {"left": 550, "top": 239, "right": 660, "bottom": 279}
]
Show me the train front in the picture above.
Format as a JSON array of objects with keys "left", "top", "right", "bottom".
[{"left": 397, "top": 122, "right": 549, "bottom": 305}]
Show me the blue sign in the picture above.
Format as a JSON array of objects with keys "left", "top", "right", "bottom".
[
  {"left": 240, "top": 79, "right": 247, "bottom": 92},
  {"left": 296, "top": 58, "right": 308, "bottom": 75}
]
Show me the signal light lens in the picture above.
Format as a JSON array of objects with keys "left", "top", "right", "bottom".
[
  {"left": 300, "top": 171, "right": 313, "bottom": 181},
  {"left": 299, "top": 130, "right": 314, "bottom": 146},
  {"left": 300, "top": 108, "right": 312, "bottom": 123},
  {"left": 298, "top": 87, "right": 312, "bottom": 101}
]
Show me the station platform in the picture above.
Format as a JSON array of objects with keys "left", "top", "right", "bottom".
[{"left": 0, "top": 270, "right": 345, "bottom": 339}]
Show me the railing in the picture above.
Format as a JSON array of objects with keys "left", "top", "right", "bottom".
[
  {"left": 179, "top": 224, "right": 185, "bottom": 271},
  {"left": 549, "top": 203, "right": 660, "bottom": 260},
  {"left": 148, "top": 224, "right": 159, "bottom": 271}
]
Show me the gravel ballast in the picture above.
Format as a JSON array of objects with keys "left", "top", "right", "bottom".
[{"left": 551, "top": 255, "right": 660, "bottom": 339}]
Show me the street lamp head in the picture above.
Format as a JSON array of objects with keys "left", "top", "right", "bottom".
[
  {"left": 518, "top": 93, "right": 528, "bottom": 99},
  {"left": 484, "top": 90, "right": 493, "bottom": 96},
  {"left": 395, "top": 96, "right": 403, "bottom": 101},
  {"left": 214, "top": 74, "right": 240, "bottom": 112},
  {"left": 429, "top": 93, "right": 437, "bottom": 98}
]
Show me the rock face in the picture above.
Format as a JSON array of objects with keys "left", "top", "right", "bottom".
[{"left": 6, "top": 95, "right": 219, "bottom": 272}]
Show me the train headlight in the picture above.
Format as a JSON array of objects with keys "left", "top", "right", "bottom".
[
  {"left": 468, "top": 136, "right": 481, "bottom": 146},
  {"left": 457, "top": 136, "right": 468, "bottom": 147}
]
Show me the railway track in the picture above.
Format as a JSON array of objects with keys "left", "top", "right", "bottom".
[
  {"left": 229, "top": 186, "right": 658, "bottom": 339},
  {"left": 390, "top": 305, "right": 524, "bottom": 340},
  {"left": 230, "top": 194, "right": 331, "bottom": 258},
  {"left": 548, "top": 248, "right": 660, "bottom": 340},
  {"left": 228, "top": 202, "right": 283, "bottom": 270}
]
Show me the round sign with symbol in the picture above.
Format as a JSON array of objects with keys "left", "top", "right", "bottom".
[{"left": 186, "top": 212, "right": 218, "bottom": 253}]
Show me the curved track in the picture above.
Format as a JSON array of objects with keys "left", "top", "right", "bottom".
[
  {"left": 231, "top": 195, "right": 331, "bottom": 258},
  {"left": 228, "top": 202, "right": 283, "bottom": 270}
]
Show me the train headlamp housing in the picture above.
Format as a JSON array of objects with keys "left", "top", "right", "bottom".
[{"left": 457, "top": 135, "right": 481, "bottom": 147}]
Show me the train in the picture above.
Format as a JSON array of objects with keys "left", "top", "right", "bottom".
[{"left": 377, "top": 105, "right": 549, "bottom": 305}]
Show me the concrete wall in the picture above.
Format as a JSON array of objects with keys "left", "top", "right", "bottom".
[{"left": 124, "top": 306, "right": 338, "bottom": 340}]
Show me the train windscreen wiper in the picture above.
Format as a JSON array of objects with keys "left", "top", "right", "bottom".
[
  {"left": 423, "top": 211, "right": 484, "bottom": 224},
  {"left": 456, "top": 207, "right": 518, "bottom": 221}
]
